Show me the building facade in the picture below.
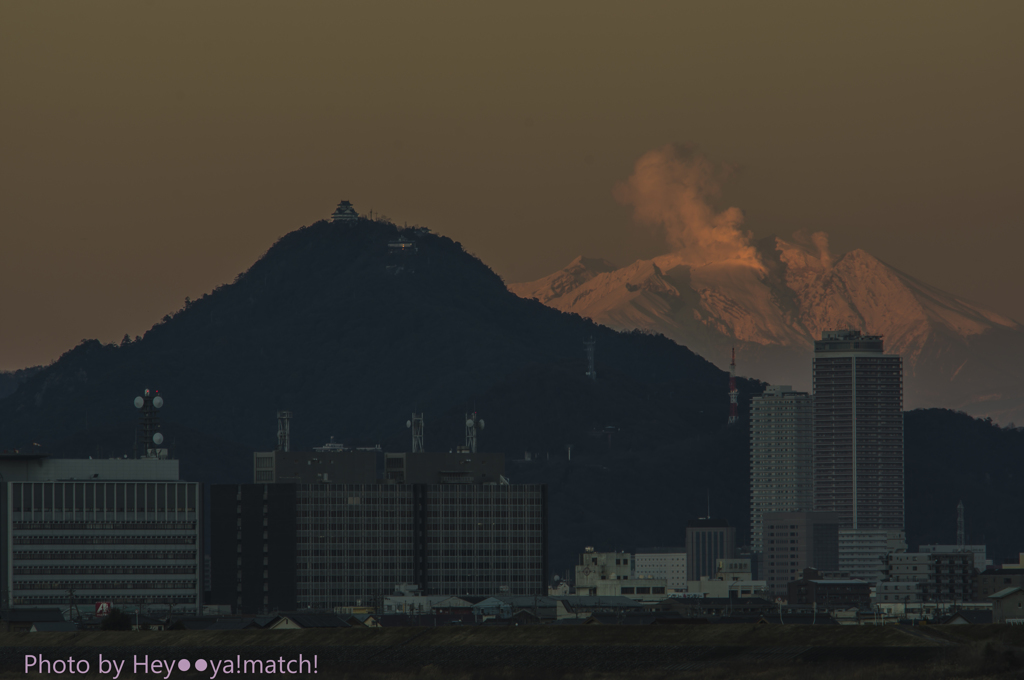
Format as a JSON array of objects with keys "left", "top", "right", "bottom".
[
  {"left": 812, "top": 330, "right": 904, "bottom": 531},
  {"left": 0, "top": 455, "right": 201, "bottom": 615},
  {"left": 880, "top": 551, "right": 977, "bottom": 604},
  {"left": 574, "top": 548, "right": 667, "bottom": 601},
  {"left": 212, "top": 482, "right": 546, "bottom": 613},
  {"left": 762, "top": 511, "right": 840, "bottom": 596},
  {"left": 839, "top": 528, "right": 906, "bottom": 584},
  {"left": 686, "top": 519, "right": 736, "bottom": 582},
  {"left": 787, "top": 568, "right": 871, "bottom": 609},
  {"left": 633, "top": 548, "right": 686, "bottom": 592},
  {"left": 749, "top": 386, "right": 813, "bottom": 556},
  {"left": 978, "top": 568, "right": 1024, "bottom": 599}
]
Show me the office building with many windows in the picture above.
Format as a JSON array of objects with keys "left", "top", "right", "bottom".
[
  {"left": 0, "top": 454, "right": 201, "bottom": 615},
  {"left": 211, "top": 481, "right": 546, "bottom": 613}
]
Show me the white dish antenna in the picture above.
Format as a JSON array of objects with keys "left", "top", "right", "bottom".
[
  {"left": 153, "top": 396, "right": 164, "bottom": 409},
  {"left": 152, "top": 433, "right": 164, "bottom": 445},
  {"left": 466, "top": 418, "right": 474, "bottom": 427},
  {"left": 406, "top": 420, "right": 412, "bottom": 428},
  {"left": 134, "top": 396, "right": 144, "bottom": 409},
  {"left": 479, "top": 419, "right": 485, "bottom": 429}
]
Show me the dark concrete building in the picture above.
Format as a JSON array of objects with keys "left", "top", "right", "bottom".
[
  {"left": 763, "top": 511, "right": 840, "bottom": 596},
  {"left": 686, "top": 519, "right": 736, "bottom": 582},
  {"left": 253, "top": 450, "right": 505, "bottom": 486},
  {"left": 977, "top": 568, "right": 1024, "bottom": 599},
  {"left": 787, "top": 568, "right": 871, "bottom": 609},
  {"left": 211, "top": 481, "right": 546, "bottom": 613}
]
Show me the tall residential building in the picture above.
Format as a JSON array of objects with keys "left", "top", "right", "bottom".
[
  {"left": 749, "top": 385, "right": 813, "bottom": 557},
  {"left": 686, "top": 519, "right": 735, "bottom": 582},
  {"left": 762, "top": 511, "right": 840, "bottom": 596},
  {"left": 0, "top": 453, "right": 202, "bottom": 615},
  {"left": 813, "top": 330, "right": 904, "bottom": 531}
]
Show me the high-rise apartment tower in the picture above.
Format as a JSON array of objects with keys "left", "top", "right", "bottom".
[
  {"left": 813, "top": 330, "right": 903, "bottom": 531},
  {"left": 749, "top": 385, "right": 813, "bottom": 556}
]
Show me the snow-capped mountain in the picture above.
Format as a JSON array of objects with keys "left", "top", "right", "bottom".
[{"left": 511, "top": 237, "right": 1024, "bottom": 424}]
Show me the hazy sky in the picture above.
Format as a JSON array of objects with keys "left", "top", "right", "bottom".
[{"left": 2, "top": 1, "right": 1022, "bottom": 370}]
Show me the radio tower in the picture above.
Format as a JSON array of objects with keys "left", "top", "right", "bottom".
[{"left": 728, "top": 348, "right": 739, "bottom": 426}]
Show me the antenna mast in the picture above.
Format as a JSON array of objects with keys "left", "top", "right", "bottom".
[
  {"left": 728, "top": 348, "right": 739, "bottom": 426},
  {"left": 584, "top": 337, "right": 597, "bottom": 382},
  {"left": 465, "top": 412, "right": 485, "bottom": 454},
  {"left": 277, "top": 411, "right": 292, "bottom": 452},
  {"left": 407, "top": 413, "right": 424, "bottom": 453},
  {"left": 957, "top": 500, "right": 965, "bottom": 551}
]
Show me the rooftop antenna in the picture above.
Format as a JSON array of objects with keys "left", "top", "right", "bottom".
[
  {"left": 957, "top": 500, "right": 965, "bottom": 551},
  {"left": 134, "top": 389, "right": 164, "bottom": 459},
  {"left": 728, "top": 348, "right": 738, "bottom": 426},
  {"left": 277, "top": 411, "right": 292, "bottom": 453},
  {"left": 406, "top": 413, "right": 424, "bottom": 453},
  {"left": 707, "top": 489, "right": 711, "bottom": 520},
  {"left": 465, "top": 412, "right": 485, "bottom": 454},
  {"left": 584, "top": 337, "right": 597, "bottom": 382}
]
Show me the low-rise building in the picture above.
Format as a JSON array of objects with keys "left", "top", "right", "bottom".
[
  {"left": 989, "top": 587, "right": 1024, "bottom": 624},
  {"left": 575, "top": 548, "right": 667, "bottom": 602},
  {"left": 763, "top": 511, "right": 840, "bottom": 596},
  {"left": 633, "top": 547, "right": 686, "bottom": 592},
  {"left": 786, "top": 568, "right": 870, "bottom": 610},
  {"left": 977, "top": 568, "right": 1024, "bottom": 599},
  {"left": 919, "top": 544, "right": 989, "bottom": 572}
]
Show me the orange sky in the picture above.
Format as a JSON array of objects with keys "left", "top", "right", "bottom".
[{"left": 2, "top": 1, "right": 1022, "bottom": 370}]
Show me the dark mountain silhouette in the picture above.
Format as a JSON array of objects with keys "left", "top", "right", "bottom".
[
  {"left": 0, "top": 217, "right": 741, "bottom": 481},
  {"left": 1, "top": 217, "right": 1021, "bottom": 575}
]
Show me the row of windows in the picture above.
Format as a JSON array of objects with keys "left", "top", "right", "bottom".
[
  {"left": 13, "top": 522, "right": 195, "bottom": 531},
  {"left": 14, "top": 537, "right": 196, "bottom": 545},
  {"left": 15, "top": 580, "right": 197, "bottom": 590},
  {"left": 14, "top": 551, "right": 196, "bottom": 561},
  {"left": 14, "top": 566, "right": 195, "bottom": 575}
]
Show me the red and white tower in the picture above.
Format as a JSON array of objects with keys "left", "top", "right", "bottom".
[{"left": 728, "top": 348, "right": 739, "bottom": 425}]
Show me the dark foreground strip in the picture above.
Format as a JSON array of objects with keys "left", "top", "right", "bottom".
[{"left": 0, "top": 644, "right": 953, "bottom": 675}]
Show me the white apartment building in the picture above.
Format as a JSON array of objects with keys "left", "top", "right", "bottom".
[{"left": 749, "top": 386, "right": 813, "bottom": 556}]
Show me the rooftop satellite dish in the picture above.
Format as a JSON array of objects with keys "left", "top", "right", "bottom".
[
  {"left": 153, "top": 396, "right": 164, "bottom": 409},
  {"left": 152, "top": 433, "right": 164, "bottom": 445},
  {"left": 134, "top": 397, "right": 144, "bottom": 409},
  {"left": 406, "top": 420, "right": 412, "bottom": 428},
  {"left": 466, "top": 418, "right": 474, "bottom": 427}
]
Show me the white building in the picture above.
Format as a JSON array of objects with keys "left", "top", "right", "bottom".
[
  {"left": 0, "top": 453, "right": 201, "bottom": 615},
  {"left": 575, "top": 548, "right": 667, "bottom": 602},
  {"left": 633, "top": 548, "right": 686, "bottom": 592},
  {"left": 749, "top": 385, "right": 813, "bottom": 556}
]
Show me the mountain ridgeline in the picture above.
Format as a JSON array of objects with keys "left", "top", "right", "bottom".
[
  {"left": 0, "top": 218, "right": 740, "bottom": 481},
  {"left": 1, "top": 217, "right": 1022, "bottom": 573}
]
